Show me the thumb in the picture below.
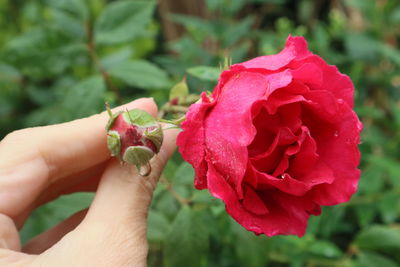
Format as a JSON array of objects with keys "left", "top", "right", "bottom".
[
  {"left": 77, "top": 126, "right": 179, "bottom": 256},
  {"left": 32, "top": 128, "right": 179, "bottom": 267},
  {"left": 86, "top": 125, "right": 179, "bottom": 223}
]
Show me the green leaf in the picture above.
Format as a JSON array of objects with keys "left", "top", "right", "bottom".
[
  {"left": 0, "top": 62, "right": 21, "bottom": 81},
  {"left": 187, "top": 66, "right": 221, "bottom": 82},
  {"left": 378, "top": 193, "right": 400, "bottom": 224},
  {"left": 314, "top": 206, "right": 346, "bottom": 238},
  {"left": 192, "top": 190, "right": 215, "bottom": 205},
  {"left": 231, "top": 221, "right": 270, "bottom": 267},
  {"left": 222, "top": 16, "right": 254, "bottom": 47},
  {"left": 108, "top": 60, "right": 171, "bottom": 90},
  {"left": 367, "top": 155, "right": 400, "bottom": 186},
  {"left": 0, "top": 62, "right": 21, "bottom": 92},
  {"left": 354, "top": 225, "right": 400, "bottom": 252},
  {"left": 345, "top": 33, "right": 377, "bottom": 61},
  {"left": 50, "top": 9, "right": 86, "bottom": 39},
  {"left": 147, "top": 210, "right": 171, "bottom": 242},
  {"left": 170, "top": 14, "right": 215, "bottom": 37},
  {"left": 25, "top": 76, "right": 105, "bottom": 126},
  {"left": 378, "top": 42, "right": 400, "bottom": 67},
  {"left": 169, "top": 78, "right": 189, "bottom": 101},
  {"left": 173, "top": 162, "right": 195, "bottom": 186},
  {"left": 355, "top": 204, "right": 377, "bottom": 228},
  {"left": 44, "top": 0, "right": 88, "bottom": 20},
  {"left": 62, "top": 76, "right": 106, "bottom": 119},
  {"left": 94, "top": 0, "right": 156, "bottom": 45},
  {"left": 101, "top": 48, "right": 133, "bottom": 69},
  {"left": 164, "top": 206, "right": 209, "bottom": 267},
  {"left": 4, "top": 28, "right": 86, "bottom": 78},
  {"left": 20, "top": 193, "right": 94, "bottom": 244},
  {"left": 308, "top": 240, "right": 343, "bottom": 258},
  {"left": 355, "top": 251, "right": 398, "bottom": 267}
]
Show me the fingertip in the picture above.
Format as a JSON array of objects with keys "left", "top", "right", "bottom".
[{"left": 114, "top": 98, "right": 158, "bottom": 118}]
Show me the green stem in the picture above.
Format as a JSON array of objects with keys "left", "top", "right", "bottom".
[{"left": 159, "top": 115, "right": 186, "bottom": 127}]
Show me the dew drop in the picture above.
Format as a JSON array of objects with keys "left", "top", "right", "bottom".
[
  {"left": 337, "top": 98, "right": 344, "bottom": 104},
  {"left": 139, "top": 163, "right": 151, "bottom": 176},
  {"left": 333, "top": 131, "right": 339, "bottom": 137}
]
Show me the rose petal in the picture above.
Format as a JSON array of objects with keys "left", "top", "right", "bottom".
[
  {"left": 288, "top": 129, "right": 319, "bottom": 176},
  {"left": 304, "top": 103, "right": 362, "bottom": 205},
  {"left": 207, "top": 163, "right": 320, "bottom": 237},
  {"left": 239, "top": 36, "right": 311, "bottom": 70},
  {"left": 290, "top": 55, "right": 355, "bottom": 108},
  {"left": 242, "top": 186, "right": 269, "bottom": 215},
  {"left": 204, "top": 70, "right": 293, "bottom": 197},
  {"left": 266, "top": 90, "right": 306, "bottom": 114},
  {"left": 177, "top": 93, "right": 214, "bottom": 189},
  {"left": 250, "top": 127, "right": 297, "bottom": 173},
  {"left": 248, "top": 103, "right": 302, "bottom": 157},
  {"left": 291, "top": 62, "right": 323, "bottom": 88},
  {"left": 303, "top": 90, "right": 339, "bottom": 122}
]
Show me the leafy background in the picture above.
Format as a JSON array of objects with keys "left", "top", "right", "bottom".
[{"left": 1, "top": 0, "right": 400, "bottom": 266}]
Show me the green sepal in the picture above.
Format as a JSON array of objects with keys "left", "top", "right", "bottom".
[
  {"left": 105, "top": 111, "right": 122, "bottom": 131},
  {"left": 169, "top": 77, "right": 189, "bottom": 102},
  {"left": 107, "top": 130, "right": 121, "bottom": 158},
  {"left": 123, "top": 109, "right": 158, "bottom": 127},
  {"left": 123, "top": 145, "right": 155, "bottom": 170},
  {"left": 144, "top": 125, "right": 163, "bottom": 152}
]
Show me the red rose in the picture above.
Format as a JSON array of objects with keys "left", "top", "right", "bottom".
[{"left": 177, "top": 36, "right": 362, "bottom": 236}]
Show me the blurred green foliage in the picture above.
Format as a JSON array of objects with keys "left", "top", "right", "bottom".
[{"left": 1, "top": 0, "right": 400, "bottom": 266}]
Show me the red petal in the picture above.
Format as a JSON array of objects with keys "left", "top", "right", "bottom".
[
  {"left": 207, "top": 163, "right": 319, "bottom": 237},
  {"left": 304, "top": 103, "right": 362, "bottom": 205},
  {"left": 242, "top": 186, "right": 269, "bottom": 215},
  {"left": 290, "top": 55, "right": 355, "bottom": 108},
  {"left": 177, "top": 93, "right": 215, "bottom": 189},
  {"left": 291, "top": 62, "right": 323, "bottom": 88},
  {"left": 239, "top": 36, "right": 311, "bottom": 70}
]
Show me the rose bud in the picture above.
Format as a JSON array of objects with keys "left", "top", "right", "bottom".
[
  {"left": 177, "top": 36, "right": 362, "bottom": 237},
  {"left": 106, "top": 107, "right": 163, "bottom": 175}
]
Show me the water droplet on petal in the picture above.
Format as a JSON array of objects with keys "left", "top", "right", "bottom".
[
  {"left": 337, "top": 98, "right": 344, "bottom": 104},
  {"left": 139, "top": 163, "right": 151, "bottom": 176},
  {"left": 333, "top": 131, "right": 339, "bottom": 137}
]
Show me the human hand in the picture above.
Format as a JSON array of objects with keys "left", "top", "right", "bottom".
[{"left": 0, "top": 98, "right": 178, "bottom": 266}]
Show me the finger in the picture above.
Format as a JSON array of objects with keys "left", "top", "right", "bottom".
[
  {"left": 0, "top": 214, "right": 20, "bottom": 251},
  {"left": 0, "top": 249, "right": 35, "bottom": 266},
  {"left": 83, "top": 127, "right": 179, "bottom": 229},
  {"left": 34, "top": 161, "right": 107, "bottom": 206},
  {"left": 14, "top": 161, "right": 106, "bottom": 228},
  {"left": 0, "top": 98, "right": 157, "bottom": 218},
  {"left": 22, "top": 209, "right": 88, "bottom": 254}
]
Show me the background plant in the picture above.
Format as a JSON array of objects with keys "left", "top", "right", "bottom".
[{"left": 1, "top": 0, "right": 399, "bottom": 266}]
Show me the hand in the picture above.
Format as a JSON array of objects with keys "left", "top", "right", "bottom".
[{"left": 0, "top": 98, "right": 178, "bottom": 266}]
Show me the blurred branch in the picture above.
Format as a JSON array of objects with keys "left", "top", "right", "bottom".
[
  {"left": 158, "top": 0, "right": 207, "bottom": 42},
  {"left": 84, "top": 22, "right": 122, "bottom": 104},
  {"left": 160, "top": 175, "right": 191, "bottom": 205},
  {"left": 343, "top": 187, "right": 400, "bottom": 206}
]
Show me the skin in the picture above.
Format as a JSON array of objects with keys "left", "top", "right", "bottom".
[{"left": 0, "top": 98, "right": 178, "bottom": 266}]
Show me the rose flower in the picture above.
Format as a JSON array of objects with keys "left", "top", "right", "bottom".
[{"left": 177, "top": 36, "right": 362, "bottom": 236}]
